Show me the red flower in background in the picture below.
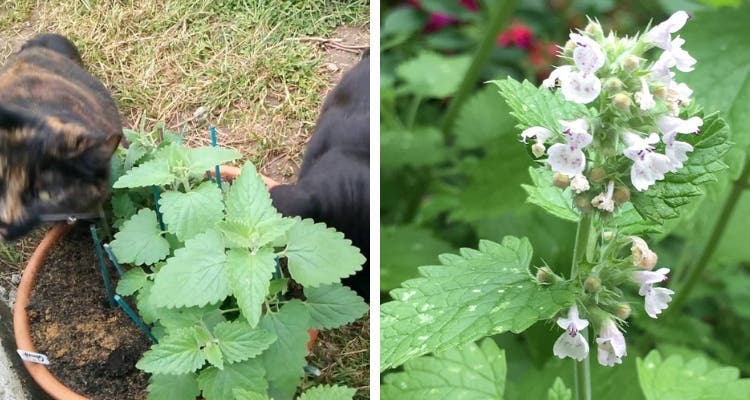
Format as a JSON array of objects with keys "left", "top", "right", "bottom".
[
  {"left": 409, "top": 0, "right": 479, "bottom": 32},
  {"left": 497, "top": 21, "right": 535, "bottom": 50}
]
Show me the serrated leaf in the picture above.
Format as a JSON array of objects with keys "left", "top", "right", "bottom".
[
  {"left": 396, "top": 52, "right": 471, "bottom": 98},
  {"left": 380, "top": 225, "right": 454, "bottom": 292},
  {"left": 219, "top": 217, "right": 295, "bottom": 250},
  {"left": 111, "top": 192, "right": 137, "bottom": 222},
  {"left": 198, "top": 358, "right": 268, "bottom": 400},
  {"left": 612, "top": 203, "right": 663, "bottom": 235},
  {"left": 285, "top": 218, "right": 365, "bottom": 287},
  {"left": 631, "top": 113, "right": 730, "bottom": 223},
  {"left": 205, "top": 342, "right": 224, "bottom": 370},
  {"left": 454, "top": 85, "right": 516, "bottom": 149},
  {"left": 493, "top": 78, "right": 592, "bottom": 132},
  {"left": 637, "top": 351, "right": 750, "bottom": 400},
  {"left": 299, "top": 384, "right": 357, "bottom": 400},
  {"left": 382, "top": 338, "right": 506, "bottom": 400},
  {"left": 548, "top": 378, "right": 571, "bottom": 400},
  {"left": 225, "top": 248, "right": 276, "bottom": 328},
  {"left": 116, "top": 268, "right": 148, "bottom": 296},
  {"left": 159, "top": 182, "right": 225, "bottom": 241},
  {"left": 150, "top": 230, "right": 230, "bottom": 308},
  {"left": 113, "top": 157, "right": 175, "bottom": 188},
  {"left": 303, "top": 284, "right": 368, "bottom": 330},
  {"left": 110, "top": 209, "right": 170, "bottom": 266},
  {"left": 157, "top": 306, "right": 223, "bottom": 330},
  {"left": 381, "top": 237, "right": 576, "bottom": 371},
  {"left": 137, "top": 327, "right": 207, "bottom": 374},
  {"left": 259, "top": 300, "right": 311, "bottom": 400},
  {"left": 233, "top": 389, "right": 270, "bottom": 400},
  {"left": 213, "top": 321, "right": 277, "bottom": 364},
  {"left": 226, "top": 163, "right": 278, "bottom": 227},
  {"left": 147, "top": 373, "right": 200, "bottom": 400},
  {"left": 268, "top": 278, "right": 289, "bottom": 296},
  {"left": 187, "top": 146, "right": 241, "bottom": 176},
  {"left": 137, "top": 280, "right": 158, "bottom": 324},
  {"left": 522, "top": 167, "right": 579, "bottom": 222}
]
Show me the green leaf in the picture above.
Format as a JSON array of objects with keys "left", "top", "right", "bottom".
[
  {"left": 631, "top": 113, "right": 731, "bottom": 223},
  {"left": 380, "top": 127, "right": 447, "bottom": 170},
  {"left": 233, "top": 389, "right": 270, "bottom": 400},
  {"left": 612, "top": 203, "right": 663, "bottom": 235},
  {"left": 299, "top": 384, "right": 357, "bottom": 400},
  {"left": 381, "top": 237, "right": 576, "bottom": 371},
  {"left": 159, "top": 182, "right": 225, "bottom": 241},
  {"left": 116, "top": 268, "right": 148, "bottom": 296},
  {"left": 547, "top": 378, "right": 571, "bottom": 400},
  {"left": 213, "top": 321, "right": 277, "bottom": 364},
  {"left": 110, "top": 209, "right": 170, "bottom": 266},
  {"left": 285, "top": 218, "right": 365, "bottom": 287},
  {"left": 493, "top": 78, "right": 592, "bottom": 132},
  {"left": 157, "top": 306, "right": 224, "bottom": 330},
  {"left": 187, "top": 146, "right": 241, "bottom": 176},
  {"left": 454, "top": 85, "right": 516, "bottom": 149},
  {"left": 147, "top": 373, "right": 200, "bottom": 400},
  {"left": 137, "top": 280, "right": 158, "bottom": 324},
  {"left": 396, "top": 52, "right": 471, "bottom": 98},
  {"left": 259, "top": 301, "right": 311, "bottom": 400},
  {"left": 111, "top": 192, "right": 137, "bottom": 223},
  {"left": 150, "top": 230, "right": 231, "bottom": 308},
  {"left": 268, "top": 278, "right": 289, "bottom": 297},
  {"left": 637, "top": 351, "right": 750, "bottom": 400},
  {"left": 225, "top": 248, "right": 277, "bottom": 328},
  {"left": 226, "top": 163, "right": 278, "bottom": 227},
  {"left": 382, "top": 338, "right": 506, "bottom": 400},
  {"left": 522, "top": 167, "right": 579, "bottom": 222},
  {"left": 205, "top": 342, "right": 224, "bottom": 370},
  {"left": 113, "top": 157, "right": 175, "bottom": 188},
  {"left": 136, "top": 327, "right": 207, "bottom": 374},
  {"left": 380, "top": 225, "right": 454, "bottom": 293},
  {"left": 303, "top": 284, "right": 369, "bottom": 330},
  {"left": 198, "top": 358, "right": 268, "bottom": 400}
]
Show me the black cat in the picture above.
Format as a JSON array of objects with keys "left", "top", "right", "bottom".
[
  {"left": 0, "top": 33, "right": 122, "bottom": 239},
  {"left": 271, "top": 52, "right": 370, "bottom": 298}
]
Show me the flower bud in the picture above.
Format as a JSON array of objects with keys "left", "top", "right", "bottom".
[
  {"left": 630, "top": 236, "right": 658, "bottom": 270},
  {"left": 613, "top": 92, "right": 631, "bottom": 111},
  {"left": 623, "top": 55, "right": 640, "bottom": 72},
  {"left": 570, "top": 174, "right": 590, "bottom": 193},
  {"left": 553, "top": 172, "right": 570, "bottom": 189},
  {"left": 585, "top": 21, "right": 603, "bottom": 37},
  {"left": 615, "top": 303, "right": 632, "bottom": 320},
  {"left": 602, "top": 230, "right": 614, "bottom": 241},
  {"left": 604, "top": 78, "right": 623, "bottom": 93},
  {"left": 531, "top": 143, "right": 546, "bottom": 158},
  {"left": 652, "top": 85, "right": 667, "bottom": 99},
  {"left": 574, "top": 195, "right": 593, "bottom": 212},
  {"left": 536, "top": 266, "right": 556, "bottom": 284},
  {"left": 613, "top": 187, "right": 630, "bottom": 204},
  {"left": 564, "top": 39, "right": 576, "bottom": 52},
  {"left": 584, "top": 276, "right": 601, "bottom": 293},
  {"left": 589, "top": 167, "right": 606, "bottom": 183}
]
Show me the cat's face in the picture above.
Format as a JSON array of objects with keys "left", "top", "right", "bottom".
[{"left": 0, "top": 34, "right": 122, "bottom": 240}]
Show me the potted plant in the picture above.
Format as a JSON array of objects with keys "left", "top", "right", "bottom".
[{"left": 15, "top": 124, "right": 369, "bottom": 400}]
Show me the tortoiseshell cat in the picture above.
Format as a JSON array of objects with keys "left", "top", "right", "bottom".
[{"left": 0, "top": 33, "right": 122, "bottom": 239}]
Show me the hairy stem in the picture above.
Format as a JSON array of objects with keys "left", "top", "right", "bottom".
[
  {"left": 571, "top": 212, "right": 594, "bottom": 279},
  {"left": 670, "top": 155, "right": 750, "bottom": 313},
  {"left": 571, "top": 212, "right": 594, "bottom": 400},
  {"left": 440, "top": 0, "right": 518, "bottom": 138},
  {"left": 573, "top": 328, "right": 592, "bottom": 400}
]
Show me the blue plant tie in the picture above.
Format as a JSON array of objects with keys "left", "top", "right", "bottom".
[
  {"left": 102, "top": 244, "right": 125, "bottom": 277},
  {"left": 114, "top": 295, "right": 158, "bottom": 343},
  {"left": 151, "top": 185, "right": 166, "bottom": 231},
  {"left": 210, "top": 125, "right": 223, "bottom": 190},
  {"left": 90, "top": 225, "right": 115, "bottom": 307}
]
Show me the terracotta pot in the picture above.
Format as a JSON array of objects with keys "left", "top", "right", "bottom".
[{"left": 13, "top": 167, "right": 316, "bottom": 400}]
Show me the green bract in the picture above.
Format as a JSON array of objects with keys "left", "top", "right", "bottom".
[{"left": 108, "top": 126, "right": 366, "bottom": 399}]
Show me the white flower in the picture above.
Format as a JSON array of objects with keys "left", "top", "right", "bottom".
[
  {"left": 633, "top": 267, "right": 673, "bottom": 318},
  {"left": 658, "top": 115, "right": 701, "bottom": 171},
  {"left": 651, "top": 53, "right": 676, "bottom": 84},
  {"left": 646, "top": 11, "right": 690, "bottom": 50},
  {"left": 629, "top": 236, "right": 658, "bottom": 269},
  {"left": 570, "top": 174, "right": 590, "bottom": 193},
  {"left": 657, "top": 115, "right": 702, "bottom": 135},
  {"left": 665, "top": 81, "right": 693, "bottom": 115},
  {"left": 542, "top": 65, "right": 573, "bottom": 88},
  {"left": 591, "top": 180, "right": 615, "bottom": 212},
  {"left": 622, "top": 132, "right": 672, "bottom": 191},
  {"left": 570, "top": 33, "right": 605, "bottom": 74},
  {"left": 634, "top": 77, "right": 655, "bottom": 111},
  {"left": 547, "top": 119, "right": 593, "bottom": 176},
  {"left": 666, "top": 36, "right": 696, "bottom": 72},
  {"left": 596, "top": 319, "right": 627, "bottom": 367},
  {"left": 521, "top": 126, "right": 554, "bottom": 158},
  {"left": 560, "top": 69, "right": 602, "bottom": 104},
  {"left": 553, "top": 305, "right": 589, "bottom": 361}
]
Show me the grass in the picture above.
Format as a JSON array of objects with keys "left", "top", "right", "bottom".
[{"left": 2, "top": 0, "right": 368, "bottom": 174}]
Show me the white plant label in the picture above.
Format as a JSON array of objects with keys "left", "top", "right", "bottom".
[{"left": 17, "top": 349, "right": 50, "bottom": 365}]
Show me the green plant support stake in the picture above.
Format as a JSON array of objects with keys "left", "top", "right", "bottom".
[
  {"left": 114, "top": 295, "right": 158, "bottom": 343},
  {"left": 210, "top": 125, "right": 223, "bottom": 190},
  {"left": 102, "top": 243, "right": 125, "bottom": 277},
  {"left": 151, "top": 185, "right": 166, "bottom": 231},
  {"left": 90, "top": 225, "right": 116, "bottom": 307}
]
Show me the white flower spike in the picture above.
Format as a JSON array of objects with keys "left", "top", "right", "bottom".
[
  {"left": 521, "top": 126, "right": 554, "bottom": 158},
  {"left": 635, "top": 77, "right": 655, "bottom": 111},
  {"left": 570, "top": 33, "right": 605, "bottom": 74},
  {"left": 646, "top": 11, "right": 690, "bottom": 50},
  {"left": 553, "top": 305, "right": 590, "bottom": 361},
  {"left": 596, "top": 319, "right": 627, "bottom": 367},
  {"left": 542, "top": 65, "right": 573, "bottom": 88},
  {"left": 560, "top": 69, "right": 602, "bottom": 104},
  {"left": 623, "top": 132, "right": 672, "bottom": 191},
  {"left": 547, "top": 119, "right": 593, "bottom": 176},
  {"left": 633, "top": 268, "right": 674, "bottom": 318}
]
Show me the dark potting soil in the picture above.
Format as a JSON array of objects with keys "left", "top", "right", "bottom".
[{"left": 26, "top": 226, "right": 149, "bottom": 400}]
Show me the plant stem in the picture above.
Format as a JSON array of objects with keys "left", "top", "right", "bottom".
[
  {"left": 670, "top": 155, "right": 750, "bottom": 313},
  {"left": 571, "top": 212, "right": 593, "bottom": 279},
  {"left": 439, "top": 0, "right": 518, "bottom": 138},
  {"left": 573, "top": 328, "right": 592, "bottom": 400},
  {"left": 571, "top": 212, "right": 594, "bottom": 400},
  {"left": 406, "top": 95, "right": 422, "bottom": 128}
]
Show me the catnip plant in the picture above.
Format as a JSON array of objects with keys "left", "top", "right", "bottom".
[{"left": 381, "top": 10, "right": 733, "bottom": 399}]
